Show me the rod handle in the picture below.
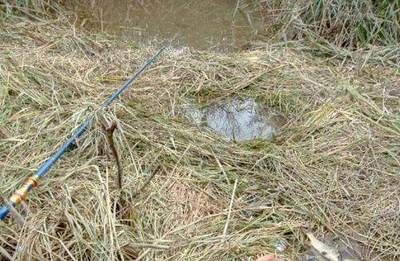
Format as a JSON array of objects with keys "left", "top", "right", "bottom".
[
  {"left": 0, "top": 176, "right": 38, "bottom": 221},
  {"left": 0, "top": 206, "right": 10, "bottom": 221}
]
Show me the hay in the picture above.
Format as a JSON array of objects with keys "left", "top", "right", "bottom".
[
  {"left": 251, "top": 0, "right": 400, "bottom": 48},
  {"left": 0, "top": 6, "right": 399, "bottom": 260}
]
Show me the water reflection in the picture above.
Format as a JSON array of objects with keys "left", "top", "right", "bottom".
[{"left": 186, "top": 98, "right": 278, "bottom": 142}]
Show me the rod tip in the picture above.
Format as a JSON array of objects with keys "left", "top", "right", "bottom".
[{"left": 0, "top": 206, "right": 10, "bottom": 221}]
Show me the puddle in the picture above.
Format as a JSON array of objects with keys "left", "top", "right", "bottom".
[
  {"left": 185, "top": 98, "right": 280, "bottom": 142},
  {"left": 71, "top": 0, "right": 264, "bottom": 51}
]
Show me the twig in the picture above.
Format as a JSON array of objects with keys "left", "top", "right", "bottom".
[
  {"left": 132, "top": 169, "right": 158, "bottom": 198},
  {"left": 222, "top": 178, "right": 238, "bottom": 239},
  {"left": 0, "top": 245, "right": 12, "bottom": 260},
  {"left": 102, "top": 122, "right": 123, "bottom": 190},
  {"left": 131, "top": 156, "right": 163, "bottom": 198}
]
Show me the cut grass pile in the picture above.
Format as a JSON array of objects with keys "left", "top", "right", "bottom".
[{"left": 0, "top": 6, "right": 400, "bottom": 261}]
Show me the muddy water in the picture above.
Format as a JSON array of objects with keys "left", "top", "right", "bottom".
[
  {"left": 185, "top": 98, "right": 280, "bottom": 142},
  {"left": 73, "top": 0, "right": 264, "bottom": 51}
]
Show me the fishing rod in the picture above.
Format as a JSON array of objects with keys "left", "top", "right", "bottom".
[{"left": 0, "top": 47, "right": 165, "bottom": 221}]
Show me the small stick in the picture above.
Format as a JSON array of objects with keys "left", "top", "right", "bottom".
[
  {"left": 132, "top": 169, "right": 158, "bottom": 198},
  {"left": 102, "top": 122, "right": 123, "bottom": 190},
  {"left": 0, "top": 245, "right": 12, "bottom": 260},
  {"left": 222, "top": 178, "right": 238, "bottom": 240}
]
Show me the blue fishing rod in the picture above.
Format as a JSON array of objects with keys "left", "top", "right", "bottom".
[{"left": 0, "top": 47, "right": 165, "bottom": 221}]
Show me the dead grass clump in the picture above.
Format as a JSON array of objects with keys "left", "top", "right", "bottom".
[
  {"left": 0, "top": 10, "right": 399, "bottom": 261},
  {"left": 252, "top": 0, "right": 400, "bottom": 48}
]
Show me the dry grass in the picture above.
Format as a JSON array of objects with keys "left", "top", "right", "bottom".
[
  {"left": 252, "top": 0, "right": 400, "bottom": 48},
  {"left": 0, "top": 5, "right": 400, "bottom": 261}
]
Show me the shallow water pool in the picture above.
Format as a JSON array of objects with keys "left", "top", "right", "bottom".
[{"left": 185, "top": 97, "right": 280, "bottom": 142}]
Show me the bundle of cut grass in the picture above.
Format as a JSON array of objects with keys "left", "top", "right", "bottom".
[{"left": 0, "top": 3, "right": 399, "bottom": 261}]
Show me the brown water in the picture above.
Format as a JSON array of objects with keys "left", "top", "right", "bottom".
[{"left": 73, "top": 0, "right": 264, "bottom": 51}]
